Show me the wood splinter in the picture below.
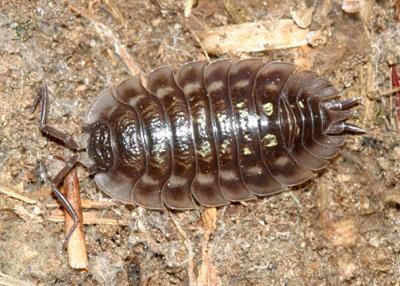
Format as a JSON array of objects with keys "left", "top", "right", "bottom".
[{"left": 63, "top": 168, "right": 88, "bottom": 271}]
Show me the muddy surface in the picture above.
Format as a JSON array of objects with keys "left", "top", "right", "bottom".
[{"left": 0, "top": 0, "right": 399, "bottom": 285}]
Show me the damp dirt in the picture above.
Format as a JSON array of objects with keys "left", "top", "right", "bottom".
[{"left": 0, "top": 0, "right": 399, "bottom": 285}]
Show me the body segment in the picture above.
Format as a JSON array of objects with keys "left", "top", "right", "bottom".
[{"left": 81, "top": 59, "right": 363, "bottom": 209}]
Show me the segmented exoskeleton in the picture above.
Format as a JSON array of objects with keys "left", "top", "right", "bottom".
[{"left": 33, "top": 59, "right": 364, "bottom": 240}]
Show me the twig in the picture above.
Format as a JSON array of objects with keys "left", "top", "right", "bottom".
[
  {"left": 169, "top": 208, "right": 220, "bottom": 286},
  {"left": 47, "top": 210, "right": 129, "bottom": 225},
  {"left": 0, "top": 272, "right": 35, "bottom": 286},
  {"left": 46, "top": 198, "right": 119, "bottom": 209},
  {"left": 197, "top": 208, "right": 219, "bottom": 286},
  {"left": 168, "top": 211, "right": 196, "bottom": 286},
  {"left": 184, "top": 0, "right": 195, "bottom": 18},
  {"left": 391, "top": 64, "right": 400, "bottom": 129},
  {"left": 180, "top": 15, "right": 210, "bottom": 61},
  {"left": 63, "top": 168, "right": 88, "bottom": 271},
  {"left": 0, "top": 182, "right": 37, "bottom": 204},
  {"left": 102, "top": 0, "right": 126, "bottom": 26},
  {"left": 187, "top": 26, "right": 210, "bottom": 62},
  {"left": 67, "top": 2, "right": 141, "bottom": 75},
  {"left": 379, "top": 87, "right": 400, "bottom": 97}
]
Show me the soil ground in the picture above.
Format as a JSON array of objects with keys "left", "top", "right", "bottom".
[{"left": 0, "top": 0, "right": 399, "bottom": 285}]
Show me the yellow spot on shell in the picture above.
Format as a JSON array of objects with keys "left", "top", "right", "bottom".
[
  {"left": 263, "top": 102, "right": 273, "bottom": 116},
  {"left": 243, "top": 147, "right": 252, "bottom": 155},
  {"left": 299, "top": 101, "right": 305, "bottom": 109},
  {"left": 220, "top": 143, "right": 228, "bottom": 154},
  {"left": 263, "top": 134, "right": 278, "bottom": 148},
  {"left": 197, "top": 142, "right": 211, "bottom": 158}
]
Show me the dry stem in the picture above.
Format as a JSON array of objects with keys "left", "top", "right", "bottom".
[
  {"left": 47, "top": 210, "right": 129, "bottom": 225},
  {"left": 63, "top": 168, "right": 88, "bottom": 271},
  {"left": 169, "top": 211, "right": 196, "bottom": 286},
  {"left": 184, "top": 0, "right": 195, "bottom": 18},
  {"left": 46, "top": 198, "right": 119, "bottom": 209},
  {"left": 197, "top": 207, "right": 219, "bottom": 286},
  {"left": 102, "top": 0, "right": 126, "bottom": 26},
  {"left": 0, "top": 272, "right": 35, "bottom": 286},
  {"left": 67, "top": 2, "right": 141, "bottom": 75},
  {"left": 391, "top": 64, "right": 400, "bottom": 129},
  {"left": 0, "top": 182, "right": 37, "bottom": 204}
]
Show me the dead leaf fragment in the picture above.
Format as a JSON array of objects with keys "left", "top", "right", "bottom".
[
  {"left": 197, "top": 19, "right": 309, "bottom": 55},
  {"left": 342, "top": 0, "right": 360, "bottom": 14},
  {"left": 290, "top": 2, "right": 315, "bottom": 28}
]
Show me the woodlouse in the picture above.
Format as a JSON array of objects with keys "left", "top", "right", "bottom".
[{"left": 33, "top": 59, "right": 364, "bottom": 237}]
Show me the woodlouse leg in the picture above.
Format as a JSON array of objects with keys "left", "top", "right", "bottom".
[
  {"left": 38, "top": 157, "right": 80, "bottom": 249},
  {"left": 31, "top": 85, "right": 81, "bottom": 151}
]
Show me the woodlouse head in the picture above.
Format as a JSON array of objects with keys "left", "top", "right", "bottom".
[{"left": 86, "top": 121, "right": 114, "bottom": 172}]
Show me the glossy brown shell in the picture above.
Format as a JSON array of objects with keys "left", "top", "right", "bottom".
[{"left": 83, "top": 59, "right": 359, "bottom": 210}]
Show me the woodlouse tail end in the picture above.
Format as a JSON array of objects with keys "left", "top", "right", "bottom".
[
  {"left": 323, "top": 97, "right": 365, "bottom": 135},
  {"left": 325, "top": 122, "right": 366, "bottom": 135}
]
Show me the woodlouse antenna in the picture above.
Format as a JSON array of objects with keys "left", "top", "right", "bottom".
[
  {"left": 38, "top": 159, "right": 80, "bottom": 249},
  {"left": 31, "top": 85, "right": 83, "bottom": 151},
  {"left": 32, "top": 86, "right": 85, "bottom": 247}
]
